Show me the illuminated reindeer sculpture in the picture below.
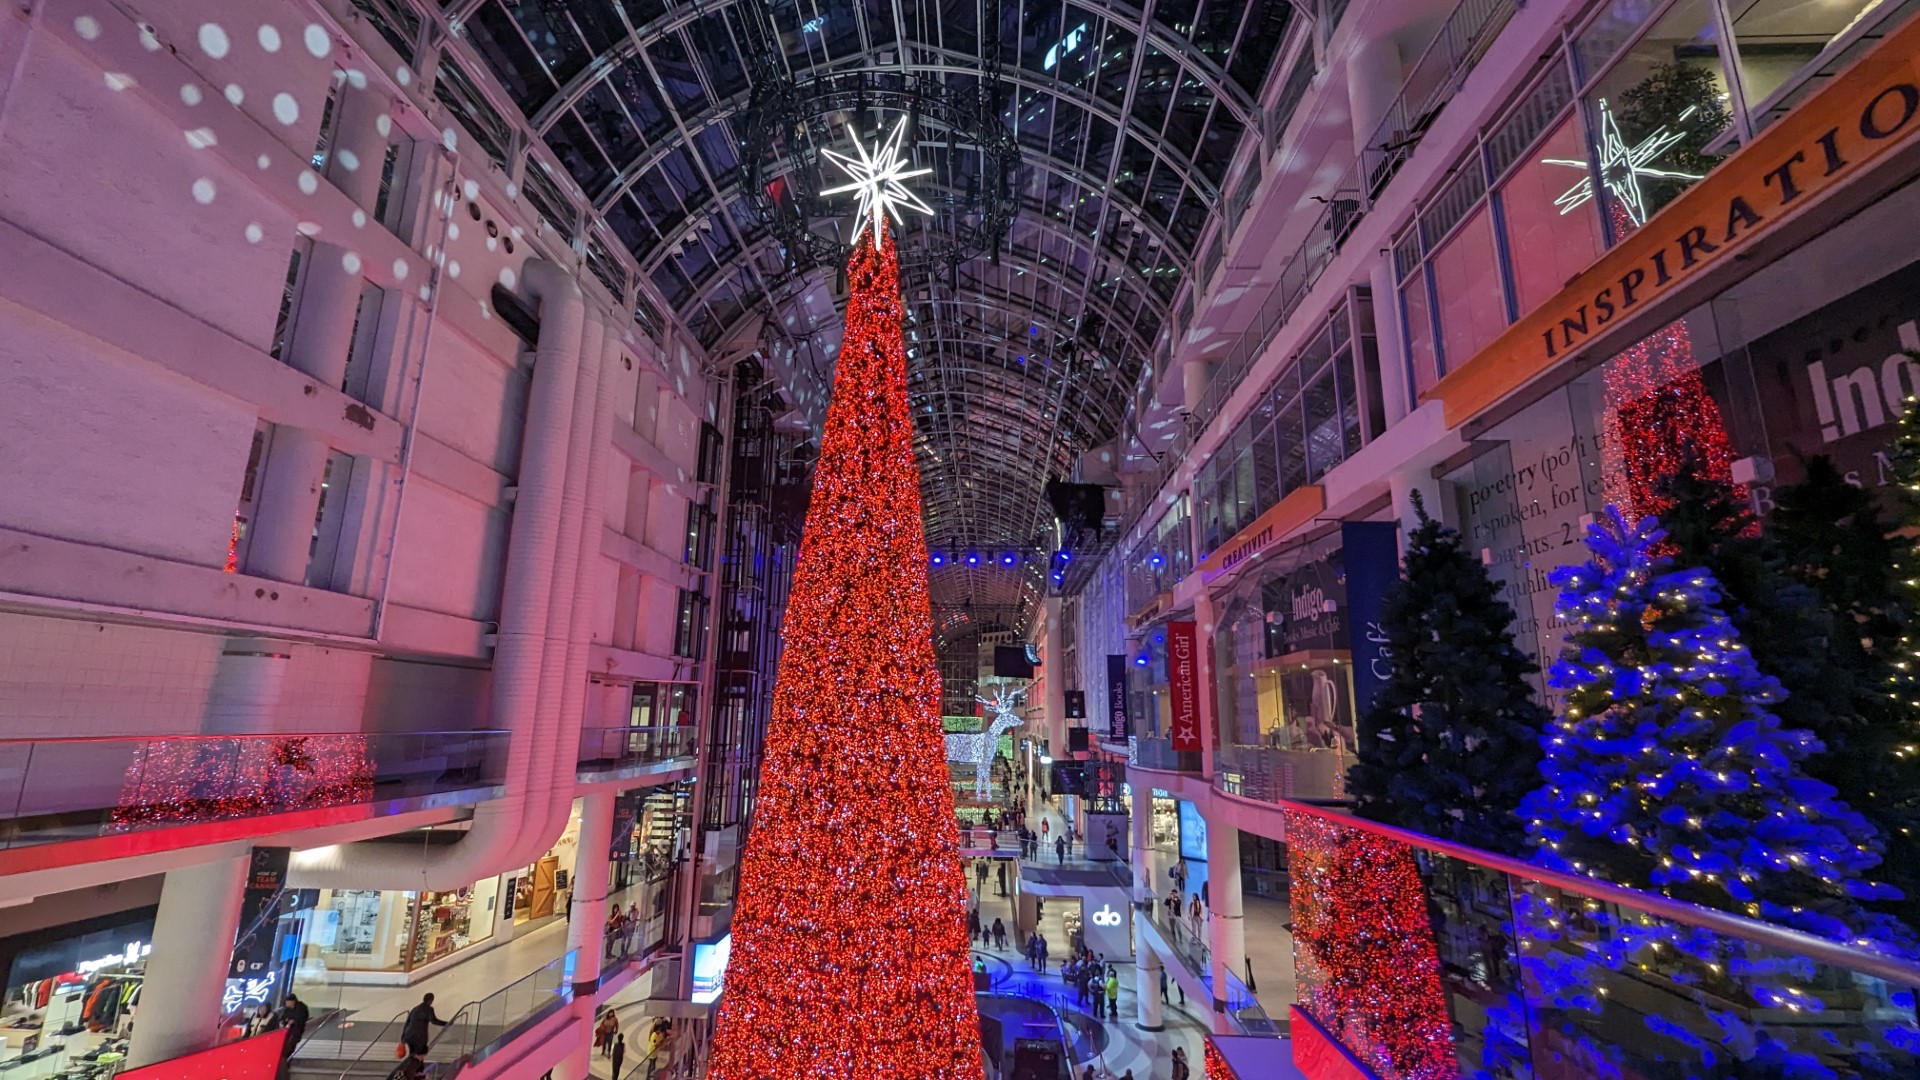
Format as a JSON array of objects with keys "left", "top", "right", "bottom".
[{"left": 945, "top": 685, "right": 1025, "bottom": 800}]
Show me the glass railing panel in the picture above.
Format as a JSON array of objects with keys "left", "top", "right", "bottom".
[
  {"left": 575, "top": 726, "right": 696, "bottom": 773},
  {"left": 1133, "top": 736, "right": 1203, "bottom": 774},
  {"left": 1281, "top": 805, "right": 1920, "bottom": 1079},
  {"left": 0, "top": 730, "right": 507, "bottom": 848},
  {"left": 1512, "top": 879, "right": 1920, "bottom": 1079},
  {"left": 1216, "top": 743, "right": 1348, "bottom": 803}
]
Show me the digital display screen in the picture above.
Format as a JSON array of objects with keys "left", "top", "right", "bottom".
[
  {"left": 1178, "top": 800, "right": 1209, "bottom": 863},
  {"left": 691, "top": 933, "right": 732, "bottom": 1005}
]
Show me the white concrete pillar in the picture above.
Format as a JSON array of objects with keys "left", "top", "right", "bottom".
[
  {"left": 1347, "top": 35, "right": 1403, "bottom": 154},
  {"left": 126, "top": 852, "right": 249, "bottom": 1068},
  {"left": 1130, "top": 781, "right": 1153, "bottom": 904},
  {"left": 1205, "top": 820, "right": 1245, "bottom": 1036},
  {"left": 1182, "top": 360, "right": 1215, "bottom": 412},
  {"left": 1389, "top": 467, "right": 1447, "bottom": 533},
  {"left": 567, "top": 792, "right": 616, "bottom": 987},
  {"left": 244, "top": 83, "right": 390, "bottom": 585},
  {"left": 1371, "top": 256, "right": 1413, "bottom": 425},
  {"left": 1135, "top": 946, "right": 1165, "bottom": 1031},
  {"left": 551, "top": 1002, "right": 594, "bottom": 1080},
  {"left": 1042, "top": 597, "right": 1068, "bottom": 755}
]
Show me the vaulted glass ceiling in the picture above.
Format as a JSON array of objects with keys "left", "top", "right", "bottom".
[{"left": 437, "top": 0, "right": 1302, "bottom": 636}]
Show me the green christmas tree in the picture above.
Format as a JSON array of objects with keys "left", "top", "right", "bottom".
[
  {"left": 1524, "top": 509, "right": 1911, "bottom": 955},
  {"left": 1656, "top": 456, "right": 1920, "bottom": 926},
  {"left": 1349, "top": 493, "right": 1548, "bottom": 856}
]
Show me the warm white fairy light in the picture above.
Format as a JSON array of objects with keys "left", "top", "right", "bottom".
[{"left": 820, "top": 117, "right": 935, "bottom": 245}]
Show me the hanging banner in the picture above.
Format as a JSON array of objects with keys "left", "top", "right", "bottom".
[
  {"left": 1104, "top": 655, "right": 1130, "bottom": 741},
  {"left": 1341, "top": 521, "right": 1401, "bottom": 719},
  {"left": 1167, "top": 621, "right": 1202, "bottom": 751}
]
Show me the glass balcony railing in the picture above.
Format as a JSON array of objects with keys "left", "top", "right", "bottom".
[
  {"left": 1137, "top": 897, "right": 1278, "bottom": 1036},
  {"left": 0, "top": 730, "right": 505, "bottom": 849},
  {"left": 433, "top": 950, "right": 578, "bottom": 1064},
  {"left": 575, "top": 725, "right": 696, "bottom": 777},
  {"left": 1216, "top": 743, "right": 1349, "bottom": 805},
  {"left": 1281, "top": 802, "right": 1920, "bottom": 1079},
  {"left": 1133, "top": 735, "right": 1203, "bottom": 774}
]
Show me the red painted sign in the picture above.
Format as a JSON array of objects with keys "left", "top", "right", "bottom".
[{"left": 1167, "top": 621, "right": 1202, "bottom": 752}]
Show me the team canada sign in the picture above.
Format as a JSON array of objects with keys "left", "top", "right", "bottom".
[{"left": 1433, "top": 14, "right": 1920, "bottom": 427}]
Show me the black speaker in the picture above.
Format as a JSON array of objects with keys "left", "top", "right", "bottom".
[
  {"left": 1063, "top": 690, "right": 1086, "bottom": 719},
  {"left": 1067, "top": 728, "right": 1090, "bottom": 753},
  {"left": 993, "top": 645, "right": 1035, "bottom": 679}
]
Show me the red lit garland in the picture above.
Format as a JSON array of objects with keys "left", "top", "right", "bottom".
[
  {"left": 1599, "top": 203, "right": 1741, "bottom": 520},
  {"left": 1202, "top": 1037, "right": 1233, "bottom": 1080},
  {"left": 707, "top": 229, "right": 984, "bottom": 1080},
  {"left": 112, "top": 735, "right": 375, "bottom": 830},
  {"left": 1284, "top": 812, "right": 1454, "bottom": 1080}
]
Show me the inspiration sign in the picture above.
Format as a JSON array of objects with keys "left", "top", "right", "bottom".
[{"left": 1167, "top": 620, "right": 1202, "bottom": 752}]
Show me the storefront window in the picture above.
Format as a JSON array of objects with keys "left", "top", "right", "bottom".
[
  {"left": 1579, "top": 0, "right": 1737, "bottom": 233},
  {"left": 1212, "top": 534, "right": 1358, "bottom": 756},
  {"left": 1729, "top": 0, "right": 1890, "bottom": 109},
  {"left": 1430, "top": 206, "right": 1510, "bottom": 367},
  {"left": 405, "top": 881, "right": 496, "bottom": 969},
  {"left": 1499, "top": 114, "right": 1610, "bottom": 316}
]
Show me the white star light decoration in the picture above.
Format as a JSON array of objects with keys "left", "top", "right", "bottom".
[
  {"left": 820, "top": 118, "right": 934, "bottom": 244},
  {"left": 1544, "top": 98, "right": 1704, "bottom": 228}
]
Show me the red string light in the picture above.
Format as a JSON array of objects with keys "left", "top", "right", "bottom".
[
  {"left": 1203, "top": 1037, "right": 1233, "bottom": 1080},
  {"left": 1600, "top": 204, "right": 1741, "bottom": 520},
  {"left": 111, "top": 735, "right": 374, "bottom": 830},
  {"left": 707, "top": 229, "right": 984, "bottom": 1080},
  {"left": 1284, "top": 813, "right": 1455, "bottom": 1080}
]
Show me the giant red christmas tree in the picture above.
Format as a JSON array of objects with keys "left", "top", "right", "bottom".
[{"left": 706, "top": 223, "right": 983, "bottom": 1078}]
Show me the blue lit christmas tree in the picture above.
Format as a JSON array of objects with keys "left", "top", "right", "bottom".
[{"left": 1523, "top": 507, "right": 1912, "bottom": 956}]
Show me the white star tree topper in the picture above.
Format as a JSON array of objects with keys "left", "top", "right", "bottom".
[{"left": 820, "top": 117, "right": 935, "bottom": 245}]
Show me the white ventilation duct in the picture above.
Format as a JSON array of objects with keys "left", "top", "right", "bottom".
[{"left": 290, "top": 259, "right": 589, "bottom": 891}]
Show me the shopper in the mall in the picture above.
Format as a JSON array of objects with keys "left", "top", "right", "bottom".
[
  {"left": 992, "top": 916, "right": 1006, "bottom": 950},
  {"left": 1105, "top": 966, "right": 1119, "bottom": 1020},
  {"left": 401, "top": 993, "right": 448, "bottom": 1059},
  {"left": 246, "top": 1002, "right": 279, "bottom": 1038},
  {"left": 611, "top": 1033, "right": 627, "bottom": 1080}
]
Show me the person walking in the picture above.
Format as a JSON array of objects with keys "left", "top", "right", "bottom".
[
  {"left": 1054, "top": 835, "right": 1067, "bottom": 863},
  {"left": 611, "top": 1033, "right": 627, "bottom": 1080},
  {"left": 278, "top": 993, "right": 310, "bottom": 1058},
  {"left": 996, "top": 861, "right": 1008, "bottom": 896},
  {"left": 400, "top": 993, "right": 448, "bottom": 1060},
  {"left": 992, "top": 917, "right": 1007, "bottom": 950},
  {"left": 968, "top": 905, "right": 983, "bottom": 944},
  {"left": 1159, "top": 969, "right": 1170, "bottom": 1004},
  {"left": 1026, "top": 933, "right": 1040, "bottom": 970},
  {"left": 975, "top": 858, "right": 989, "bottom": 894},
  {"left": 1105, "top": 967, "right": 1120, "bottom": 1020},
  {"left": 606, "top": 908, "right": 624, "bottom": 959},
  {"left": 602, "top": 1011, "right": 622, "bottom": 1058},
  {"left": 1171, "top": 1047, "right": 1190, "bottom": 1080},
  {"left": 1187, "top": 893, "right": 1203, "bottom": 941},
  {"left": 1037, "top": 932, "right": 1049, "bottom": 973}
]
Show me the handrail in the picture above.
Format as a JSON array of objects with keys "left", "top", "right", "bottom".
[
  {"left": 1272, "top": 795, "right": 1920, "bottom": 989},
  {"left": 426, "top": 948, "right": 579, "bottom": 1061},
  {"left": 334, "top": 1009, "right": 412, "bottom": 1080},
  {"left": 1114, "top": 0, "right": 1523, "bottom": 548},
  {"left": 0, "top": 729, "right": 509, "bottom": 745}
]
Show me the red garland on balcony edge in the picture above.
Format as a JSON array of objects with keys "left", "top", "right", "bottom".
[{"left": 706, "top": 228, "right": 985, "bottom": 1080}]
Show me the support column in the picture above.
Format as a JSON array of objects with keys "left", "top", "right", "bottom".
[
  {"left": 1346, "top": 36, "right": 1403, "bottom": 162},
  {"left": 1042, "top": 596, "right": 1067, "bottom": 755},
  {"left": 1130, "top": 778, "right": 1153, "bottom": 904},
  {"left": 1134, "top": 946, "right": 1165, "bottom": 1031},
  {"left": 551, "top": 1002, "right": 594, "bottom": 1080},
  {"left": 1389, "top": 467, "right": 1447, "bottom": 533},
  {"left": 567, "top": 792, "right": 616, "bottom": 989},
  {"left": 245, "top": 82, "right": 391, "bottom": 584},
  {"left": 1205, "top": 820, "right": 1245, "bottom": 1036},
  {"left": 125, "top": 852, "right": 249, "bottom": 1068}
]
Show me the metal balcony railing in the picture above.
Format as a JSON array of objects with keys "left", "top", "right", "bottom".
[
  {"left": 0, "top": 729, "right": 505, "bottom": 848},
  {"left": 1120, "top": 0, "right": 1522, "bottom": 539}
]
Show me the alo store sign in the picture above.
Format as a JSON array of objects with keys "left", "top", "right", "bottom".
[
  {"left": 1740, "top": 257, "right": 1920, "bottom": 505},
  {"left": 1436, "top": 15, "right": 1920, "bottom": 426}
]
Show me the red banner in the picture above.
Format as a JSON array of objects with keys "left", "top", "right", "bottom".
[{"left": 1167, "top": 620, "right": 1202, "bottom": 751}]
